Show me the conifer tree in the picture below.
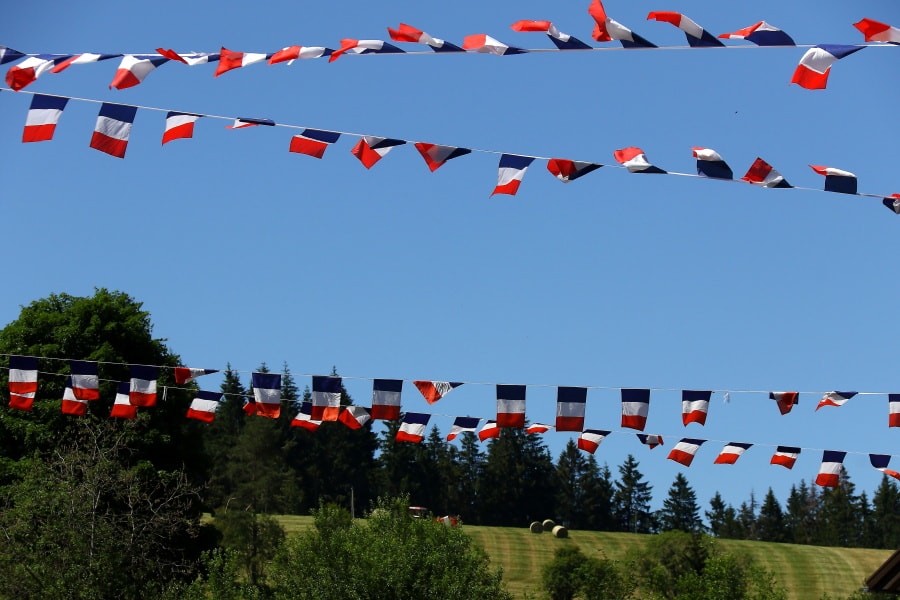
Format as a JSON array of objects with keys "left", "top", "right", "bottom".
[
  {"left": 756, "top": 488, "right": 786, "bottom": 542},
  {"left": 613, "top": 454, "right": 654, "bottom": 533},
  {"left": 657, "top": 473, "right": 703, "bottom": 533}
]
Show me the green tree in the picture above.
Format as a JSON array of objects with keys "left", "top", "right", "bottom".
[
  {"left": 542, "top": 545, "right": 633, "bottom": 600},
  {"left": 785, "top": 480, "right": 819, "bottom": 545},
  {"left": 818, "top": 467, "right": 863, "bottom": 547},
  {"left": 657, "top": 473, "right": 703, "bottom": 533},
  {"left": 216, "top": 510, "right": 285, "bottom": 588},
  {"left": 542, "top": 545, "right": 588, "bottom": 600},
  {"left": 674, "top": 551, "right": 787, "bottom": 600},
  {"left": 705, "top": 492, "right": 740, "bottom": 539},
  {"left": 869, "top": 475, "right": 900, "bottom": 549},
  {"left": 613, "top": 455, "right": 655, "bottom": 533},
  {"left": 627, "top": 530, "right": 710, "bottom": 599},
  {"left": 756, "top": 488, "right": 786, "bottom": 543}
]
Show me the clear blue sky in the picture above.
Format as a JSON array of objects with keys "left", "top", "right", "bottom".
[{"left": 2, "top": 0, "right": 898, "bottom": 514}]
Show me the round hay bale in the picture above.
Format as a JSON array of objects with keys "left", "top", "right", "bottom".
[
  {"left": 552, "top": 525, "right": 568, "bottom": 538},
  {"left": 542, "top": 519, "right": 556, "bottom": 532},
  {"left": 529, "top": 521, "right": 543, "bottom": 534}
]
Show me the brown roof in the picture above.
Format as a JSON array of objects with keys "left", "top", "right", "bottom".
[{"left": 867, "top": 549, "right": 900, "bottom": 593}]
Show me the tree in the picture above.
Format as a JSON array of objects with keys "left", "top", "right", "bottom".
[
  {"left": 657, "top": 473, "right": 703, "bottom": 533},
  {"left": 818, "top": 467, "right": 863, "bottom": 547},
  {"left": 785, "top": 480, "right": 819, "bottom": 545},
  {"left": 613, "top": 455, "right": 655, "bottom": 533},
  {"left": 706, "top": 492, "right": 740, "bottom": 539},
  {"left": 267, "top": 497, "right": 512, "bottom": 600},
  {"left": 869, "top": 475, "right": 900, "bottom": 549},
  {"left": 542, "top": 545, "right": 633, "bottom": 600},
  {"left": 555, "top": 444, "right": 615, "bottom": 531},
  {"left": 756, "top": 488, "right": 786, "bottom": 543}
]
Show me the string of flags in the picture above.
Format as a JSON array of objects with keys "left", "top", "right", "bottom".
[
  {"left": 5, "top": 354, "right": 900, "bottom": 488},
  {"left": 1, "top": 4, "right": 896, "bottom": 93},
  {"left": 6, "top": 89, "right": 898, "bottom": 213}
]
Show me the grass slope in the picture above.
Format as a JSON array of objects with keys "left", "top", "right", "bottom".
[{"left": 275, "top": 516, "right": 890, "bottom": 600}]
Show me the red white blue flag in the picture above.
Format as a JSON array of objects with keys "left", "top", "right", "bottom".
[
  {"left": 109, "top": 55, "right": 168, "bottom": 89},
  {"left": 854, "top": 19, "right": 900, "bottom": 44},
  {"left": 682, "top": 390, "right": 711, "bottom": 426},
  {"left": 771, "top": 446, "right": 801, "bottom": 469},
  {"left": 338, "top": 405, "right": 372, "bottom": 430},
  {"left": 810, "top": 165, "right": 858, "bottom": 195},
  {"left": 577, "top": 429, "right": 610, "bottom": 454},
  {"left": 816, "top": 390, "right": 857, "bottom": 411},
  {"left": 371, "top": 378, "right": 402, "bottom": 420},
  {"left": 186, "top": 390, "right": 222, "bottom": 423},
  {"left": 312, "top": 375, "right": 342, "bottom": 421},
  {"left": 129, "top": 365, "right": 158, "bottom": 407},
  {"left": 636, "top": 433, "right": 663, "bottom": 449},
  {"left": 815, "top": 450, "right": 846, "bottom": 487},
  {"left": 588, "top": 1, "right": 656, "bottom": 48},
  {"left": 269, "top": 46, "right": 331, "bottom": 64},
  {"left": 69, "top": 360, "right": 100, "bottom": 401},
  {"left": 496, "top": 384, "right": 526, "bottom": 428},
  {"left": 396, "top": 412, "right": 430, "bottom": 443},
  {"left": 714, "top": 442, "right": 752, "bottom": 465},
  {"left": 621, "top": 388, "right": 650, "bottom": 431},
  {"left": 614, "top": 147, "right": 666, "bottom": 174},
  {"left": 718, "top": 22, "right": 795, "bottom": 46},
  {"left": 526, "top": 423, "right": 552, "bottom": 435},
  {"left": 215, "top": 47, "right": 272, "bottom": 77},
  {"left": 111, "top": 381, "right": 138, "bottom": 419},
  {"left": 791, "top": 45, "right": 864, "bottom": 90},
  {"left": 290, "top": 129, "right": 341, "bottom": 159},
  {"left": 547, "top": 159, "right": 602, "bottom": 183},
  {"left": 413, "top": 380, "right": 462, "bottom": 404},
  {"left": 388, "top": 24, "right": 464, "bottom": 52},
  {"left": 50, "top": 53, "right": 119, "bottom": 74},
  {"left": 492, "top": 154, "right": 535, "bottom": 196},
  {"left": 226, "top": 117, "right": 275, "bottom": 129},
  {"left": 351, "top": 136, "right": 406, "bottom": 169},
  {"left": 741, "top": 157, "right": 792, "bottom": 188},
  {"left": 870, "top": 454, "right": 900, "bottom": 482},
  {"left": 329, "top": 39, "right": 405, "bottom": 62},
  {"left": 883, "top": 194, "right": 900, "bottom": 215},
  {"left": 61, "top": 377, "right": 88, "bottom": 416},
  {"left": 555, "top": 386, "right": 587, "bottom": 432},
  {"left": 647, "top": 12, "right": 723, "bottom": 47},
  {"left": 462, "top": 34, "right": 527, "bottom": 55},
  {"left": 510, "top": 20, "right": 592, "bottom": 50},
  {"left": 0, "top": 46, "right": 24, "bottom": 65},
  {"left": 692, "top": 147, "right": 733, "bottom": 180},
  {"left": 90, "top": 103, "right": 138, "bottom": 158},
  {"left": 290, "top": 401, "right": 321, "bottom": 431},
  {"left": 10, "top": 356, "right": 40, "bottom": 411},
  {"left": 156, "top": 49, "right": 220, "bottom": 65},
  {"left": 173, "top": 366, "right": 218, "bottom": 385},
  {"left": 447, "top": 416, "right": 481, "bottom": 441},
  {"left": 162, "top": 113, "right": 201, "bottom": 145},
  {"left": 668, "top": 438, "right": 705, "bottom": 467},
  {"left": 890, "top": 394, "right": 900, "bottom": 428},
  {"left": 478, "top": 419, "right": 500, "bottom": 441},
  {"left": 251, "top": 372, "right": 282, "bottom": 419},
  {"left": 413, "top": 143, "right": 471, "bottom": 172},
  {"left": 6, "top": 54, "right": 68, "bottom": 90},
  {"left": 770, "top": 391, "right": 799, "bottom": 415},
  {"left": 23, "top": 94, "right": 69, "bottom": 143}
]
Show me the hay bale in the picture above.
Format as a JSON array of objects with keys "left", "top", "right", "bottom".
[
  {"left": 542, "top": 519, "right": 556, "bottom": 532},
  {"left": 529, "top": 521, "right": 543, "bottom": 534},
  {"left": 552, "top": 525, "right": 568, "bottom": 538}
]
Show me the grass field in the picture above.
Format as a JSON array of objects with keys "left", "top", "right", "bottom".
[{"left": 274, "top": 516, "right": 891, "bottom": 599}]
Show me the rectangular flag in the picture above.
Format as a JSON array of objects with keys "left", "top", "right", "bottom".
[
  {"left": 61, "top": 377, "right": 88, "bottom": 416},
  {"left": 890, "top": 394, "right": 900, "bottom": 428},
  {"left": 110, "top": 381, "right": 138, "bottom": 419},
  {"left": 682, "top": 390, "right": 711, "bottom": 426},
  {"left": 215, "top": 47, "right": 272, "bottom": 77},
  {"left": 5, "top": 54, "right": 65, "bottom": 91},
  {"left": 577, "top": 429, "right": 611, "bottom": 454},
  {"left": 109, "top": 55, "right": 168, "bottom": 89},
  {"left": 351, "top": 136, "right": 406, "bottom": 169},
  {"left": 667, "top": 438, "right": 705, "bottom": 467},
  {"left": 23, "top": 94, "right": 69, "bottom": 142},
  {"left": 770, "top": 391, "right": 799, "bottom": 415},
  {"left": 816, "top": 390, "right": 857, "bottom": 411},
  {"left": 338, "top": 405, "right": 371, "bottom": 430},
  {"left": 718, "top": 21, "right": 795, "bottom": 46},
  {"left": 526, "top": 423, "right": 551, "bottom": 435},
  {"left": 388, "top": 24, "right": 464, "bottom": 52},
  {"left": 312, "top": 375, "right": 342, "bottom": 421},
  {"left": 69, "top": 360, "right": 100, "bottom": 401},
  {"left": 870, "top": 454, "right": 900, "bottom": 482},
  {"left": 50, "top": 52, "right": 119, "bottom": 73},
  {"left": 413, "top": 380, "right": 462, "bottom": 404},
  {"left": 547, "top": 158, "right": 602, "bottom": 183},
  {"left": 491, "top": 154, "right": 535, "bottom": 196},
  {"left": 269, "top": 45, "right": 330, "bottom": 64},
  {"left": 815, "top": 450, "right": 846, "bottom": 487},
  {"left": 129, "top": 365, "right": 158, "bottom": 407},
  {"left": 251, "top": 372, "right": 282, "bottom": 419},
  {"left": 555, "top": 386, "right": 587, "bottom": 432},
  {"left": 162, "top": 112, "right": 201, "bottom": 145},
  {"left": 741, "top": 158, "right": 792, "bottom": 188},
  {"left": 810, "top": 165, "right": 858, "bottom": 195},
  {"left": 478, "top": 419, "right": 500, "bottom": 441},
  {"left": 692, "top": 148, "right": 733, "bottom": 180},
  {"left": 90, "top": 103, "right": 138, "bottom": 158},
  {"left": 854, "top": 19, "right": 900, "bottom": 44},
  {"left": 290, "top": 401, "right": 322, "bottom": 431},
  {"left": 621, "top": 388, "right": 650, "bottom": 431},
  {"left": 173, "top": 366, "right": 218, "bottom": 385},
  {"left": 771, "top": 446, "right": 801, "bottom": 469},
  {"left": 791, "top": 45, "right": 864, "bottom": 90},
  {"left": 636, "top": 433, "right": 663, "bottom": 449},
  {"left": 413, "top": 143, "right": 471, "bottom": 172},
  {"left": 371, "top": 378, "right": 402, "bottom": 420},
  {"left": 647, "top": 11, "right": 723, "bottom": 47},
  {"left": 613, "top": 147, "right": 666, "bottom": 174},
  {"left": 396, "top": 412, "right": 430, "bottom": 443},
  {"left": 289, "top": 129, "right": 341, "bottom": 159},
  {"left": 496, "top": 384, "right": 526, "bottom": 428},
  {"left": 186, "top": 390, "right": 222, "bottom": 423},
  {"left": 714, "top": 442, "right": 752, "bottom": 465},
  {"left": 447, "top": 416, "right": 480, "bottom": 441}
]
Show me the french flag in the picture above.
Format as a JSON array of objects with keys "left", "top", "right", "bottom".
[
  {"left": 637, "top": 433, "right": 663, "bottom": 449},
  {"left": 492, "top": 154, "right": 535, "bottom": 196},
  {"left": 89, "top": 103, "right": 138, "bottom": 159},
  {"left": 771, "top": 446, "right": 801, "bottom": 469},
  {"left": 647, "top": 12, "right": 723, "bottom": 47},
  {"left": 22, "top": 94, "right": 69, "bottom": 143},
  {"left": 129, "top": 365, "right": 158, "bottom": 407},
  {"left": 51, "top": 53, "right": 119, "bottom": 73},
  {"left": 621, "top": 388, "right": 650, "bottom": 431},
  {"left": 0, "top": 46, "right": 24, "bottom": 65},
  {"left": 682, "top": 390, "right": 711, "bottom": 426},
  {"left": 109, "top": 55, "right": 168, "bottom": 89},
  {"left": 156, "top": 49, "right": 220, "bottom": 65},
  {"left": 870, "top": 454, "right": 900, "bottom": 482},
  {"left": 162, "top": 113, "right": 201, "bottom": 145},
  {"left": 251, "top": 372, "right": 282, "bottom": 419},
  {"left": 854, "top": 19, "right": 900, "bottom": 44},
  {"left": 290, "top": 129, "right": 341, "bottom": 159},
  {"left": 791, "top": 45, "right": 864, "bottom": 90},
  {"left": 692, "top": 147, "right": 733, "bottom": 180},
  {"left": 815, "top": 450, "right": 846, "bottom": 487},
  {"left": 5, "top": 54, "right": 68, "bottom": 91},
  {"left": 69, "top": 360, "right": 100, "bottom": 401},
  {"left": 718, "top": 22, "right": 794, "bottom": 46},
  {"left": 214, "top": 47, "right": 272, "bottom": 77},
  {"left": 338, "top": 405, "right": 372, "bottom": 430},
  {"left": 714, "top": 442, "right": 752, "bottom": 465},
  {"left": 173, "top": 366, "right": 218, "bottom": 385},
  {"left": 329, "top": 39, "right": 405, "bottom": 62},
  {"left": 478, "top": 419, "right": 500, "bottom": 441},
  {"left": 413, "top": 380, "right": 462, "bottom": 404},
  {"left": 269, "top": 45, "right": 331, "bottom": 65},
  {"left": 447, "top": 416, "right": 480, "bottom": 441},
  {"left": 510, "top": 20, "right": 592, "bottom": 50},
  {"left": 555, "top": 386, "right": 587, "bottom": 432},
  {"left": 243, "top": 397, "right": 257, "bottom": 416},
  {"left": 110, "top": 381, "right": 138, "bottom": 419},
  {"left": 741, "top": 157, "right": 792, "bottom": 188},
  {"left": 371, "top": 378, "right": 402, "bottom": 420},
  {"left": 414, "top": 143, "right": 471, "bottom": 172},
  {"left": 810, "top": 165, "right": 858, "bottom": 195},
  {"left": 396, "top": 412, "right": 430, "bottom": 443},
  {"left": 816, "top": 391, "right": 857, "bottom": 411},
  {"left": 312, "top": 375, "right": 342, "bottom": 421},
  {"left": 667, "top": 438, "right": 705, "bottom": 467},
  {"left": 577, "top": 429, "right": 610, "bottom": 454},
  {"left": 388, "top": 24, "right": 464, "bottom": 52},
  {"left": 588, "top": 1, "right": 656, "bottom": 48},
  {"left": 889, "top": 394, "right": 900, "bottom": 428},
  {"left": 186, "top": 390, "right": 222, "bottom": 424},
  {"left": 547, "top": 159, "right": 602, "bottom": 183},
  {"left": 226, "top": 117, "right": 275, "bottom": 129},
  {"left": 462, "top": 34, "right": 527, "bottom": 56},
  {"left": 883, "top": 194, "right": 900, "bottom": 215},
  {"left": 496, "top": 384, "right": 526, "bottom": 428},
  {"left": 613, "top": 147, "right": 666, "bottom": 174},
  {"left": 526, "top": 423, "right": 552, "bottom": 435},
  {"left": 351, "top": 136, "right": 406, "bottom": 169},
  {"left": 290, "top": 401, "right": 322, "bottom": 431},
  {"left": 61, "top": 377, "right": 88, "bottom": 417},
  {"left": 770, "top": 391, "right": 799, "bottom": 415}
]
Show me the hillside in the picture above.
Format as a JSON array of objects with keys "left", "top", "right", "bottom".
[{"left": 276, "top": 516, "right": 892, "bottom": 599}]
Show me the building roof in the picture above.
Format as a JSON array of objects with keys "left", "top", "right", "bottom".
[{"left": 867, "top": 549, "right": 900, "bottom": 593}]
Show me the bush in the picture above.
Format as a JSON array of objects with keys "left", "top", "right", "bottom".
[{"left": 542, "top": 545, "right": 634, "bottom": 600}]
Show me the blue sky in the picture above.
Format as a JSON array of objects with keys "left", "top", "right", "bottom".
[{"left": 2, "top": 0, "right": 899, "bottom": 514}]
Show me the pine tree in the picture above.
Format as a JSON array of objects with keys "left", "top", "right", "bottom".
[
  {"left": 657, "top": 473, "right": 703, "bottom": 533},
  {"left": 579, "top": 458, "right": 616, "bottom": 531},
  {"left": 613, "top": 455, "right": 655, "bottom": 533},
  {"left": 756, "top": 488, "right": 786, "bottom": 542},
  {"left": 818, "top": 467, "right": 861, "bottom": 547},
  {"left": 456, "top": 432, "right": 483, "bottom": 523},
  {"left": 204, "top": 364, "right": 249, "bottom": 508},
  {"left": 705, "top": 492, "right": 740, "bottom": 538},
  {"left": 736, "top": 491, "right": 758, "bottom": 540},
  {"left": 785, "top": 480, "right": 819, "bottom": 545},
  {"left": 869, "top": 475, "right": 900, "bottom": 548}
]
